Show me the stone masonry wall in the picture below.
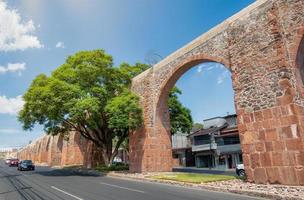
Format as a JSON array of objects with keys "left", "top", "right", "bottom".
[
  {"left": 17, "top": 132, "right": 104, "bottom": 168},
  {"left": 130, "top": 0, "right": 304, "bottom": 185}
]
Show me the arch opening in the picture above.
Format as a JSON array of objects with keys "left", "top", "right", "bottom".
[
  {"left": 296, "top": 36, "right": 304, "bottom": 85},
  {"left": 155, "top": 58, "right": 240, "bottom": 170},
  {"left": 156, "top": 58, "right": 233, "bottom": 123}
]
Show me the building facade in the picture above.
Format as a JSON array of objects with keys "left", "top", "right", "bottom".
[
  {"left": 188, "top": 114, "right": 242, "bottom": 170},
  {"left": 172, "top": 133, "right": 194, "bottom": 167}
]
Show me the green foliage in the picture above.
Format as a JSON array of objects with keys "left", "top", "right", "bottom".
[
  {"left": 168, "top": 87, "right": 193, "bottom": 134},
  {"left": 105, "top": 90, "right": 143, "bottom": 132},
  {"left": 151, "top": 173, "right": 236, "bottom": 183},
  {"left": 119, "top": 62, "right": 150, "bottom": 80},
  {"left": 18, "top": 50, "right": 143, "bottom": 165},
  {"left": 192, "top": 123, "right": 204, "bottom": 132},
  {"left": 19, "top": 49, "right": 193, "bottom": 164},
  {"left": 95, "top": 163, "right": 129, "bottom": 172}
]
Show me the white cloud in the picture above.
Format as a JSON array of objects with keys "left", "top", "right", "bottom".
[
  {"left": 197, "top": 65, "right": 203, "bottom": 73},
  {"left": 0, "top": 1, "right": 42, "bottom": 51},
  {"left": 55, "top": 41, "right": 65, "bottom": 48},
  {"left": 217, "top": 70, "right": 229, "bottom": 84},
  {"left": 195, "top": 62, "right": 230, "bottom": 84},
  {"left": 0, "top": 62, "right": 26, "bottom": 75},
  {"left": 0, "top": 95, "right": 24, "bottom": 115},
  {"left": 196, "top": 62, "right": 224, "bottom": 73}
]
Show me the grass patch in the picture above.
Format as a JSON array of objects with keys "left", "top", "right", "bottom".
[
  {"left": 95, "top": 163, "right": 129, "bottom": 172},
  {"left": 151, "top": 173, "right": 236, "bottom": 184}
]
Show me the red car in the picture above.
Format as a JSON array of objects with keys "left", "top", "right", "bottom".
[{"left": 9, "top": 159, "right": 19, "bottom": 167}]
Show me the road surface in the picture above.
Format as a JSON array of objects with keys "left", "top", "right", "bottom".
[{"left": 0, "top": 161, "right": 264, "bottom": 200}]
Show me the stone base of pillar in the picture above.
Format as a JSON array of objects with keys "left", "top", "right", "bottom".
[{"left": 129, "top": 127, "right": 173, "bottom": 173}]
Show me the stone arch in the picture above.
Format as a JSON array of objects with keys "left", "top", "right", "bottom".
[{"left": 155, "top": 54, "right": 232, "bottom": 130}]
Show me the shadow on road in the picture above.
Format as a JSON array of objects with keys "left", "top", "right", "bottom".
[
  {"left": 0, "top": 174, "right": 22, "bottom": 179},
  {"left": 35, "top": 168, "right": 105, "bottom": 177}
]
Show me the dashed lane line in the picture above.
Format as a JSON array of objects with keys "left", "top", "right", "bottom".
[
  {"left": 99, "top": 182, "right": 145, "bottom": 194},
  {"left": 51, "top": 186, "right": 84, "bottom": 200}
]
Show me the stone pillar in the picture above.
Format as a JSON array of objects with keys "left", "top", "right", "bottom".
[
  {"left": 237, "top": 78, "right": 304, "bottom": 185},
  {"left": 129, "top": 127, "right": 172, "bottom": 172},
  {"left": 129, "top": 80, "right": 173, "bottom": 172}
]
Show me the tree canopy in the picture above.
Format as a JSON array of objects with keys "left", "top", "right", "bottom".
[
  {"left": 19, "top": 50, "right": 142, "bottom": 165},
  {"left": 19, "top": 50, "right": 193, "bottom": 166}
]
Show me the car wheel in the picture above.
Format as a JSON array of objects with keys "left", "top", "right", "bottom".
[{"left": 238, "top": 169, "right": 246, "bottom": 177}]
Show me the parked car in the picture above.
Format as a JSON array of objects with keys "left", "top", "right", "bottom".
[
  {"left": 18, "top": 160, "right": 35, "bottom": 171},
  {"left": 5, "top": 159, "right": 11, "bottom": 165},
  {"left": 236, "top": 164, "right": 245, "bottom": 177},
  {"left": 9, "top": 159, "right": 19, "bottom": 167}
]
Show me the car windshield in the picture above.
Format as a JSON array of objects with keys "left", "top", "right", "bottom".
[{"left": 23, "top": 160, "right": 32, "bottom": 164}]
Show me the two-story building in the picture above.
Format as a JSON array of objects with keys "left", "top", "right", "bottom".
[{"left": 188, "top": 114, "right": 242, "bottom": 169}]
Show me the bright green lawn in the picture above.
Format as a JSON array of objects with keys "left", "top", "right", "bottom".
[{"left": 150, "top": 173, "right": 236, "bottom": 183}]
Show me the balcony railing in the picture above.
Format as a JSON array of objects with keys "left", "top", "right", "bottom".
[{"left": 192, "top": 143, "right": 217, "bottom": 152}]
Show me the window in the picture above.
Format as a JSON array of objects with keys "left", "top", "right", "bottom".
[
  {"left": 216, "top": 135, "right": 240, "bottom": 146},
  {"left": 194, "top": 135, "right": 210, "bottom": 145},
  {"left": 172, "top": 152, "right": 179, "bottom": 159}
]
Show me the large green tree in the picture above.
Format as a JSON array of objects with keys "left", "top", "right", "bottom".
[
  {"left": 18, "top": 50, "right": 142, "bottom": 166},
  {"left": 19, "top": 50, "right": 193, "bottom": 166}
]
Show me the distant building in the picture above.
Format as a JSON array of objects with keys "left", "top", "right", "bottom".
[
  {"left": 189, "top": 114, "right": 242, "bottom": 169},
  {"left": 171, "top": 133, "right": 194, "bottom": 167},
  {"left": 172, "top": 114, "right": 243, "bottom": 170}
]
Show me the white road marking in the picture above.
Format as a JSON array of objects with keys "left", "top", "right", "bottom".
[
  {"left": 99, "top": 182, "right": 145, "bottom": 193},
  {"left": 51, "top": 186, "right": 84, "bottom": 200}
]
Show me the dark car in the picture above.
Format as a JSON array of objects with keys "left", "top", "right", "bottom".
[
  {"left": 9, "top": 159, "right": 19, "bottom": 167},
  {"left": 18, "top": 160, "right": 35, "bottom": 171}
]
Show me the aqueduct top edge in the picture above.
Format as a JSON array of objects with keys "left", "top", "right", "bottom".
[{"left": 132, "top": 0, "right": 269, "bottom": 83}]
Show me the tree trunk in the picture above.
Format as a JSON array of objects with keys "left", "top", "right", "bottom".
[
  {"left": 102, "top": 150, "right": 112, "bottom": 167},
  {"left": 101, "top": 138, "right": 113, "bottom": 167}
]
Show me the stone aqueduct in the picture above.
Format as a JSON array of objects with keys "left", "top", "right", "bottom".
[
  {"left": 130, "top": 0, "right": 304, "bottom": 185},
  {"left": 17, "top": 0, "right": 304, "bottom": 186}
]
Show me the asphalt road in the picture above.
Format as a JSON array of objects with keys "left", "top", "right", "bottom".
[{"left": 0, "top": 161, "right": 265, "bottom": 200}]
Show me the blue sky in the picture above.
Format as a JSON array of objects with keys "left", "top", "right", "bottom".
[{"left": 0, "top": 0, "right": 254, "bottom": 148}]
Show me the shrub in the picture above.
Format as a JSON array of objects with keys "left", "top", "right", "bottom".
[{"left": 95, "top": 163, "right": 129, "bottom": 172}]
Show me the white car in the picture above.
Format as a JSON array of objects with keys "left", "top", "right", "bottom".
[
  {"left": 5, "top": 159, "right": 11, "bottom": 165},
  {"left": 236, "top": 164, "right": 246, "bottom": 177}
]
